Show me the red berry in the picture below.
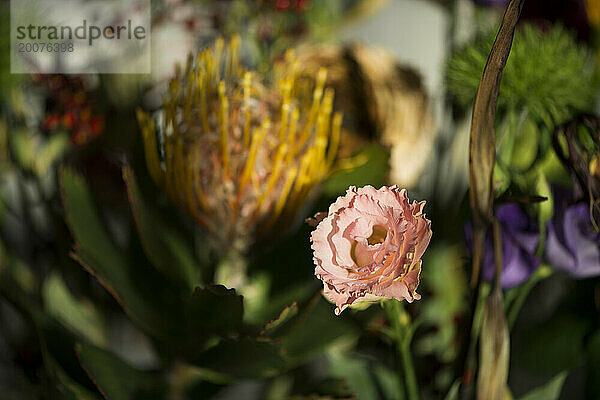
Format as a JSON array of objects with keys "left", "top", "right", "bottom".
[
  {"left": 62, "top": 112, "right": 76, "bottom": 130},
  {"left": 42, "top": 114, "right": 60, "bottom": 131},
  {"left": 295, "top": 0, "right": 309, "bottom": 11},
  {"left": 71, "top": 130, "right": 87, "bottom": 145},
  {"left": 275, "top": 0, "right": 290, "bottom": 11},
  {"left": 91, "top": 117, "right": 104, "bottom": 136}
]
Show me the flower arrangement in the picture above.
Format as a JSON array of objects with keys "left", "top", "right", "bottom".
[{"left": 2, "top": 1, "right": 600, "bottom": 400}]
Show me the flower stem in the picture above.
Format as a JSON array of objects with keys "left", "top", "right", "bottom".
[
  {"left": 384, "top": 301, "right": 420, "bottom": 400},
  {"left": 506, "top": 264, "right": 552, "bottom": 329},
  {"left": 400, "top": 338, "right": 419, "bottom": 400}
]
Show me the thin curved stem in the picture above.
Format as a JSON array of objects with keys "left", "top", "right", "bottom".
[
  {"left": 507, "top": 265, "right": 552, "bottom": 329},
  {"left": 400, "top": 337, "right": 419, "bottom": 400},
  {"left": 384, "top": 301, "right": 420, "bottom": 400}
]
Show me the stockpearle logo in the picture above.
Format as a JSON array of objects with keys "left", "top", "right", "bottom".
[{"left": 10, "top": 0, "right": 151, "bottom": 74}]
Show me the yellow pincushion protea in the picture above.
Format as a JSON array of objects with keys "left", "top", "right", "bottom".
[{"left": 137, "top": 37, "right": 342, "bottom": 251}]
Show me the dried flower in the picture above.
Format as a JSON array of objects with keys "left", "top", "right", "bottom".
[
  {"left": 294, "top": 44, "right": 433, "bottom": 187},
  {"left": 477, "top": 286, "right": 509, "bottom": 400},
  {"left": 137, "top": 37, "right": 342, "bottom": 252},
  {"left": 310, "top": 185, "right": 432, "bottom": 315}
]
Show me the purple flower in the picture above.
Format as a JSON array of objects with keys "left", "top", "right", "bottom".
[
  {"left": 546, "top": 202, "right": 600, "bottom": 278},
  {"left": 466, "top": 203, "right": 541, "bottom": 289}
]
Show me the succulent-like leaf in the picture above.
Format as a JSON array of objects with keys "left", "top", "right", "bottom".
[
  {"left": 517, "top": 312, "right": 591, "bottom": 376},
  {"left": 180, "top": 285, "right": 244, "bottom": 358},
  {"left": 42, "top": 272, "right": 108, "bottom": 347},
  {"left": 193, "top": 338, "right": 287, "bottom": 379},
  {"left": 518, "top": 372, "right": 567, "bottom": 400},
  {"left": 61, "top": 168, "right": 176, "bottom": 340},
  {"left": 262, "top": 302, "right": 299, "bottom": 336},
  {"left": 122, "top": 166, "right": 200, "bottom": 291},
  {"left": 52, "top": 358, "right": 103, "bottom": 400},
  {"left": 585, "top": 330, "right": 600, "bottom": 398},
  {"left": 328, "top": 353, "right": 403, "bottom": 400},
  {"left": 36, "top": 132, "right": 69, "bottom": 175},
  {"left": 76, "top": 343, "right": 164, "bottom": 400},
  {"left": 0, "top": 263, "right": 101, "bottom": 400},
  {"left": 417, "top": 245, "right": 467, "bottom": 362},
  {"left": 279, "top": 295, "right": 358, "bottom": 361}
]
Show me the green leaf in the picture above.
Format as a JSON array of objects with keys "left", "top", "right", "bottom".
[
  {"left": 516, "top": 313, "right": 591, "bottom": 375},
  {"left": 61, "top": 168, "right": 175, "bottom": 340},
  {"left": 505, "top": 264, "right": 552, "bottom": 329},
  {"left": 585, "top": 330, "right": 600, "bottom": 398},
  {"left": 262, "top": 302, "right": 299, "bottom": 336},
  {"left": 535, "top": 150, "right": 570, "bottom": 186},
  {"left": 249, "top": 281, "right": 314, "bottom": 327},
  {"left": 123, "top": 166, "right": 199, "bottom": 290},
  {"left": 193, "top": 338, "right": 287, "bottom": 379},
  {"left": 52, "top": 358, "right": 103, "bottom": 400},
  {"left": 241, "top": 271, "right": 272, "bottom": 324},
  {"left": 287, "top": 396, "right": 354, "bottom": 400},
  {"left": 1, "top": 264, "right": 104, "bottom": 399},
  {"left": 328, "top": 353, "right": 403, "bottom": 400},
  {"left": 279, "top": 296, "right": 358, "bottom": 361},
  {"left": 417, "top": 245, "right": 467, "bottom": 362},
  {"left": 181, "top": 285, "right": 244, "bottom": 357},
  {"left": 372, "top": 364, "right": 405, "bottom": 400},
  {"left": 76, "top": 343, "right": 164, "bottom": 400},
  {"left": 60, "top": 168, "right": 128, "bottom": 283},
  {"left": 246, "top": 220, "right": 316, "bottom": 325},
  {"left": 7, "top": 129, "right": 68, "bottom": 175},
  {"left": 287, "top": 378, "right": 356, "bottom": 400},
  {"left": 10, "top": 128, "right": 35, "bottom": 170},
  {"left": 42, "top": 272, "right": 108, "bottom": 347},
  {"left": 443, "top": 380, "right": 460, "bottom": 400},
  {"left": 36, "top": 132, "right": 69, "bottom": 175},
  {"left": 517, "top": 372, "right": 567, "bottom": 400}
]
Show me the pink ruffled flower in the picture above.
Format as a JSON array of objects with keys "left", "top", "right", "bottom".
[{"left": 311, "top": 186, "right": 432, "bottom": 315}]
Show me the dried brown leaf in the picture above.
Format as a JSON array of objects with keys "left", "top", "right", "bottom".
[{"left": 469, "top": 0, "right": 525, "bottom": 285}]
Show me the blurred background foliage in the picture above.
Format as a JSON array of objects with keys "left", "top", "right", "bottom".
[{"left": 1, "top": 0, "right": 600, "bottom": 399}]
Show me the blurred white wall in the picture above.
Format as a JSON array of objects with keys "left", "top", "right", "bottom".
[{"left": 340, "top": 0, "right": 450, "bottom": 98}]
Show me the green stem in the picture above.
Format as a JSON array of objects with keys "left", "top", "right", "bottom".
[
  {"left": 507, "top": 264, "right": 552, "bottom": 329},
  {"left": 384, "top": 301, "right": 420, "bottom": 400},
  {"left": 400, "top": 337, "right": 419, "bottom": 400}
]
